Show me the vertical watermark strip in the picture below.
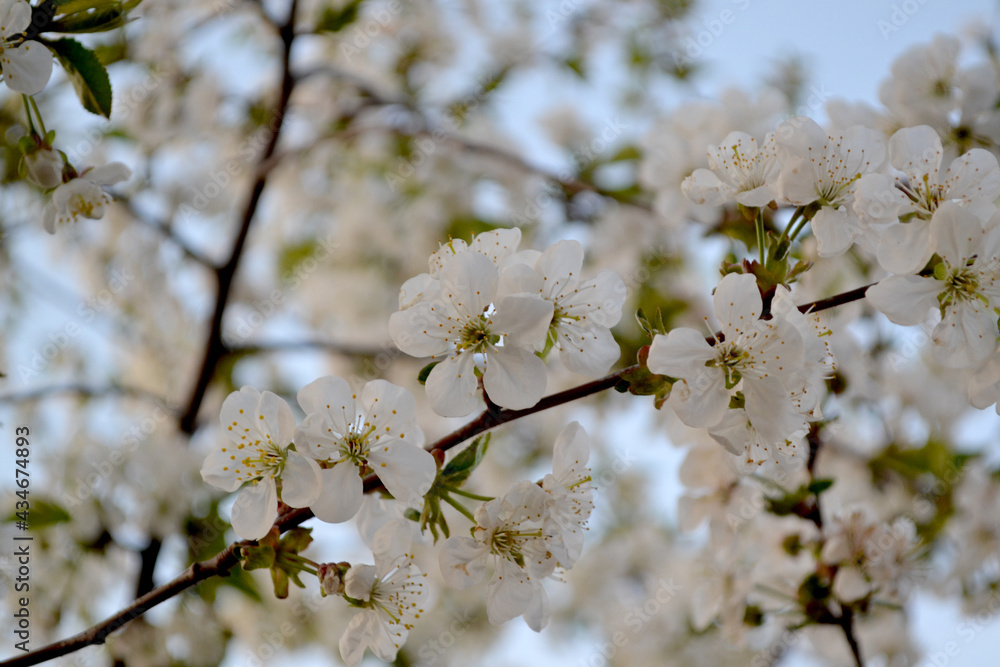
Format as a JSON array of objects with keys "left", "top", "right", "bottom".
[{"left": 12, "top": 425, "right": 32, "bottom": 653}]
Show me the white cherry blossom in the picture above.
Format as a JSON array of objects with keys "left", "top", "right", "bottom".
[
  {"left": 853, "top": 126, "right": 1000, "bottom": 274},
  {"left": 389, "top": 250, "right": 553, "bottom": 416},
  {"left": 42, "top": 162, "right": 132, "bottom": 234},
  {"left": 439, "top": 480, "right": 556, "bottom": 631},
  {"left": 647, "top": 273, "right": 805, "bottom": 444},
  {"left": 295, "top": 376, "right": 436, "bottom": 523},
  {"left": 773, "top": 117, "right": 886, "bottom": 256},
  {"left": 682, "top": 131, "right": 780, "bottom": 208},
  {"left": 541, "top": 422, "right": 594, "bottom": 567},
  {"left": 201, "top": 387, "right": 322, "bottom": 540},
  {"left": 499, "top": 240, "right": 626, "bottom": 377},
  {"left": 0, "top": 0, "right": 52, "bottom": 95},
  {"left": 339, "top": 554, "right": 429, "bottom": 665},
  {"left": 867, "top": 202, "right": 1000, "bottom": 368}
]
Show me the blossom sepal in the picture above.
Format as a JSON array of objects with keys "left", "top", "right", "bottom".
[{"left": 238, "top": 527, "right": 317, "bottom": 599}]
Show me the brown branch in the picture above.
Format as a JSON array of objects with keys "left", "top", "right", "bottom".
[
  {"left": 224, "top": 339, "right": 395, "bottom": 357},
  {"left": 0, "top": 544, "right": 244, "bottom": 667},
  {"left": 835, "top": 606, "right": 865, "bottom": 667},
  {"left": 798, "top": 283, "right": 873, "bottom": 315},
  {"left": 178, "top": 0, "right": 300, "bottom": 435},
  {"left": 5, "top": 282, "right": 877, "bottom": 665}
]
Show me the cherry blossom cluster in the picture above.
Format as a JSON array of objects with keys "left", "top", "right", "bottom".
[
  {"left": 201, "top": 375, "right": 594, "bottom": 663},
  {"left": 201, "top": 381, "right": 436, "bottom": 539},
  {"left": 389, "top": 229, "right": 627, "bottom": 417},
  {"left": 440, "top": 422, "right": 594, "bottom": 631},
  {"left": 668, "top": 111, "right": 1000, "bottom": 463},
  {"left": 648, "top": 272, "right": 834, "bottom": 469}
]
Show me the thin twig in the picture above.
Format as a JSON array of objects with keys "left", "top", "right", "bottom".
[
  {"left": 178, "top": 0, "right": 300, "bottom": 435},
  {"left": 0, "top": 383, "right": 173, "bottom": 411},
  {"left": 225, "top": 339, "right": 395, "bottom": 357},
  {"left": 120, "top": 197, "right": 216, "bottom": 268}
]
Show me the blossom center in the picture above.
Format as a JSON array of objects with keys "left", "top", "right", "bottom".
[{"left": 456, "top": 314, "right": 499, "bottom": 353}]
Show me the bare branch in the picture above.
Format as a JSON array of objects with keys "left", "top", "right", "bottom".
[
  {"left": 178, "top": 0, "right": 301, "bottom": 436},
  {"left": 225, "top": 339, "right": 396, "bottom": 357},
  {"left": 0, "top": 383, "right": 174, "bottom": 411}
]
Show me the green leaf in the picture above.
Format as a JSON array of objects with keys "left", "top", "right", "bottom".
[
  {"left": 807, "top": 478, "right": 834, "bottom": 495},
  {"left": 316, "top": 0, "right": 363, "bottom": 33},
  {"left": 3, "top": 498, "right": 71, "bottom": 529},
  {"left": 417, "top": 361, "right": 440, "bottom": 385},
  {"left": 441, "top": 433, "right": 490, "bottom": 485},
  {"left": 44, "top": 38, "right": 113, "bottom": 118}
]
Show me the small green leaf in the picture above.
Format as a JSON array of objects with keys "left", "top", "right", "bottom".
[
  {"left": 807, "top": 478, "right": 834, "bottom": 495},
  {"left": 441, "top": 433, "right": 490, "bottom": 485},
  {"left": 417, "top": 361, "right": 440, "bottom": 385},
  {"left": 44, "top": 38, "right": 113, "bottom": 118},
  {"left": 316, "top": 0, "right": 363, "bottom": 33},
  {"left": 3, "top": 498, "right": 71, "bottom": 529}
]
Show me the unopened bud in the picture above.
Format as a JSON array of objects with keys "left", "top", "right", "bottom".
[
  {"left": 318, "top": 561, "right": 349, "bottom": 597},
  {"left": 23, "top": 148, "right": 64, "bottom": 188}
]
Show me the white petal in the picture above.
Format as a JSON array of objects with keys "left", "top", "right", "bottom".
[
  {"left": 876, "top": 219, "right": 934, "bottom": 275},
  {"left": 2, "top": 41, "right": 53, "bottom": 95},
  {"left": 811, "top": 207, "right": 857, "bottom": 258},
  {"left": 483, "top": 346, "right": 547, "bottom": 410},
  {"left": 439, "top": 536, "right": 489, "bottom": 589},
  {"left": 388, "top": 302, "right": 452, "bottom": 358},
  {"left": 311, "top": 463, "right": 363, "bottom": 523},
  {"left": 469, "top": 227, "right": 522, "bottom": 265},
  {"left": 0, "top": 0, "right": 32, "bottom": 35},
  {"left": 256, "top": 390, "right": 296, "bottom": 445},
  {"left": 487, "top": 559, "right": 540, "bottom": 625},
  {"left": 344, "top": 564, "right": 377, "bottom": 601},
  {"left": 556, "top": 323, "right": 620, "bottom": 377},
  {"left": 439, "top": 250, "right": 498, "bottom": 318},
  {"left": 279, "top": 451, "right": 322, "bottom": 507},
  {"left": 521, "top": 583, "right": 551, "bottom": 632},
  {"left": 368, "top": 441, "right": 437, "bottom": 505},
  {"left": 681, "top": 168, "right": 732, "bottom": 207},
  {"left": 231, "top": 479, "right": 277, "bottom": 540},
  {"left": 200, "top": 448, "right": 242, "bottom": 492},
  {"left": 553, "top": 421, "right": 590, "bottom": 476},
  {"left": 931, "top": 201, "right": 985, "bottom": 264},
  {"left": 668, "top": 373, "right": 729, "bottom": 430},
  {"left": 535, "top": 240, "right": 583, "bottom": 300},
  {"left": 491, "top": 294, "right": 553, "bottom": 347},
  {"left": 889, "top": 125, "right": 943, "bottom": 180},
  {"left": 932, "top": 304, "right": 998, "bottom": 368},
  {"left": 297, "top": 375, "right": 354, "bottom": 428},
  {"left": 398, "top": 273, "right": 440, "bottom": 309},
  {"left": 497, "top": 261, "right": 543, "bottom": 300},
  {"left": 713, "top": 273, "right": 761, "bottom": 339},
  {"left": 743, "top": 376, "right": 804, "bottom": 445},
  {"left": 866, "top": 276, "right": 941, "bottom": 326},
  {"left": 833, "top": 565, "right": 871, "bottom": 602},
  {"left": 647, "top": 328, "right": 716, "bottom": 378},
  {"left": 84, "top": 162, "right": 131, "bottom": 187},
  {"left": 339, "top": 610, "right": 380, "bottom": 666},
  {"left": 361, "top": 379, "right": 423, "bottom": 446},
  {"left": 425, "top": 353, "right": 481, "bottom": 417},
  {"left": 944, "top": 149, "right": 1000, "bottom": 204}
]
